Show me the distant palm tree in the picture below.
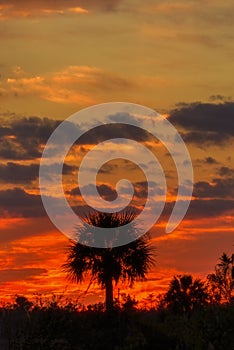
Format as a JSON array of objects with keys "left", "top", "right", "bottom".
[
  {"left": 63, "top": 210, "right": 155, "bottom": 312},
  {"left": 160, "top": 275, "right": 209, "bottom": 313},
  {"left": 208, "top": 252, "right": 234, "bottom": 303},
  {"left": 218, "top": 253, "right": 232, "bottom": 277}
]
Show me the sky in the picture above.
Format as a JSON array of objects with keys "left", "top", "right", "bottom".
[{"left": 0, "top": 0, "right": 234, "bottom": 305}]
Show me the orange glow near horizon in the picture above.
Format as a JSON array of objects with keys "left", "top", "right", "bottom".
[{"left": 0, "top": 211, "right": 233, "bottom": 306}]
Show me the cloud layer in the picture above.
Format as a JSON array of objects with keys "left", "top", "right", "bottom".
[{"left": 169, "top": 102, "right": 234, "bottom": 144}]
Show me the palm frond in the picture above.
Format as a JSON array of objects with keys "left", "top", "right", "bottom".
[{"left": 63, "top": 210, "right": 155, "bottom": 290}]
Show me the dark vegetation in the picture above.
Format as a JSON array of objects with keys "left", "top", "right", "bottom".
[
  {"left": 0, "top": 251, "right": 233, "bottom": 350},
  {"left": 0, "top": 299, "right": 234, "bottom": 350}
]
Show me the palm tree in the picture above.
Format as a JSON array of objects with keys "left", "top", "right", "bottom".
[
  {"left": 207, "top": 252, "right": 234, "bottom": 303},
  {"left": 63, "top": 210, "right": 155, "bottom": 312},
  {"left": 218, "top": 253, "right": 232, "bottom": 277},
  {"left": 160, "top": 275, "right": 209, "bottom": 313}
]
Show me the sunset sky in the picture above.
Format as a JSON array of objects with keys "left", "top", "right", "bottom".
[{"left": 0, "top": 0, "right": 234, "bottom": 306}]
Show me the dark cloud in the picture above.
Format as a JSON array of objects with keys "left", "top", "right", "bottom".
[
  {"left": 194, "top": 157, "right": 219, "bottom": 170},
  {"left": 193, "top": 178, "right": 234, "bottom": 198},
  {"left": 98, "top": 159, "right": 147, "bottom": 176},
  {"left": 63, "top": 163, "right": 76, "bottom": 175},
  {"left": 0, "top": 162, "right": 74, "bottom": 183},
  {"left": 0, "top": 188, "right": 46, "bottom": 217},
  {"left": 0, "top": 268, "right": 47, "bottom": 283},
  {"left": 204, "top": 157, "right": 218, "bottom": 165},
  {"left": 67, "top": 184, "right": 117, "bottom": 201},
  {"left": 181, "top": 131, "right": 229, "bottom": 145},
  {"left": 0, "top": 138, "right": 36, "bottom": 160},
  {"left": 193, "top": 165, "right": 234, "bottom": 199},
  {"left": 0, "top": 117, "right": 60, "bottom": 160},
  {"left": 76, "top": 123, "right": 154, "bottom": 145},
  {"left": 195, "top": 156, "right": 218, "bottom": 166},
  {"left": 193, "top": 166, "right": 234, "bottom": 198},
  {"left": 0, "top": 117, "right": 154, "bottom": 161},
  {"left": 67, "top": 181, "right": 163, "bottom": 203},
  {"left": 209, "top": 95, "right": 232, "bottom": 102},
  {"left": 97, "top": 184, "right": 117, "bottom": 201},
  {"left": 162, "top": 198, "right": 234, "bottom": 222},
  {"left": 0, "top": 162, "right": 39, "bottom": 183},
  {"left": 217, "top": 166, "right": 234, "bottom": 177},
  {"left": 169, "top": 102, "right": 234, "bottom": 144},
  {"left": 1, "top": 184, "right": 232, "bottom": 223},
  {"left": 187, "top": 199, "right": 234, "bottom": 219},
  {"left": 11, "top": 117, "right": 60, "bottom": 143},
  {"left": 66, "top": 186, "right": 80, "bottom": 196},
  {"left": 0, "top": 126, "right": 12, "bottom": 137}
]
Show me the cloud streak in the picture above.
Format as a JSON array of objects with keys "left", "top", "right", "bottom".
[
  {"left": 169, "top": 102, "right": 234, "bottom": 144},
  {"left": 1, "top": 66, "right": 136, "bottom": 105},
  {"left": 0, "top": 0, "right": 123, "bottom": 19},
  {"left": 0, "top": 188, "right": 46, "bottom": 217},
  {"left": 0, "top": 65, "right": 174, "bottom": 114},
  {"left": 0, "top": 163, "right": 39, "bottom": 183},
  {"left": 193, "top": 178, "right": 234, "bottom": 198},
  {"left": 0, "top": 268, "right": 47, "bottom": 283},
  {"left": 0, "top": 116, "right": 60, "bottom": 160}
]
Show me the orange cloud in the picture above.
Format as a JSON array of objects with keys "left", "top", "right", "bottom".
[
  {"left": 0, "top": 4, "right": 88, "bottom": 20},
  {"left": 0, "top": 0, "right": 122, "bottom": 19},
  {"left": 5, "top": 66, "right": 101, "bottom": 105},
  {"left": 68, "top": 7, "right": 88, "bottom": 14},
  {"left": 1, "top": 65, "right": 173, "bottom": 107}
]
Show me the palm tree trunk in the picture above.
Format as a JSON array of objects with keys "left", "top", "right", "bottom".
[{"left": 105, "top": 277, "right": 113, "bottom": 312}]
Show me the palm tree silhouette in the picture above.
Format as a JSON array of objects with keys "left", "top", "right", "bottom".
[
  {"left": 216, "top": 252, "right": 234, "bottom": 301},
  {"left": 160, "top": 275, "right": 209, "bottom": 313},
  {"left": 63, "top": 210, "right": 155, "bottom": 312},
  {"left": 218, "top": 253, "right": 232, "bottom": 275},
  {"left": 207, "top": 252, "right": 234, "bottom": 303}
]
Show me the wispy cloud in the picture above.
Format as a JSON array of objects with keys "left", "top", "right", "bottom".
[
  {"left": 5, "top": 66, "right": 96, "bottom": 105},
  {"left": 0, "top": 0, "right": 124, "bottom": 19},
  {"left": 0, "top": 65, "right": 172, "bottom": 108}
]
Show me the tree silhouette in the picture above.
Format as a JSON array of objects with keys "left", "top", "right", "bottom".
[
  {"left": 63, "top": 210, "right": 155, "bottom": 312},
  {"left": 160, "top": 275, "right": 209, "bottom": 313},
  {"left": 207, "top": 252, "right": 234, "bottom": 303},
  {"left": 15, "top": 295, "right": 33, "bottom": 311}
]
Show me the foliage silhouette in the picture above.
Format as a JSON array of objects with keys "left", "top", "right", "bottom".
[
  {"left": 63, "top": 210, "right": 155, "bottom": 312},
  {"left": 1, "top": 245, "right": 234, "bottom": 349},
  {"left": 207, "top": 252, "right": 234, "bottom": 303},
  {"left": 159, "top": 274, "right": 209, "bottom": 313},
  {"left": 1, "top": 295, "right": 234, "bottom": 350}
]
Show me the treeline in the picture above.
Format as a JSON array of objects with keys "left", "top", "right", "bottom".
[
  {"left": 0, "top": 293, "right": 233, "bottom": 350},
  {"left": 0, "top": 251, "right": 233, "bottom": 350}
]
